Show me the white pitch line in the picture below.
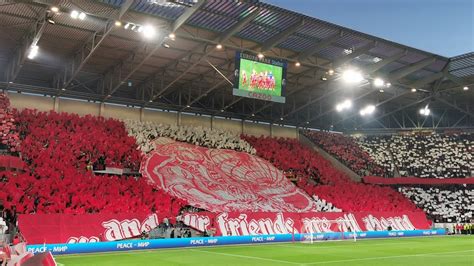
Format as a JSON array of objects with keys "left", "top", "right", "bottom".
[
  {"left": 190, "top": 249, "right": 301, "bottom": 265},
  {"left": 303, "top": 249, "right": 474, "bottom": 265}
]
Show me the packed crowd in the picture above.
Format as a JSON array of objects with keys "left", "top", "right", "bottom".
[
  {"left": 2, "top": 92, "right": 469, "bottom": 226},
  {"left": 125, "top": 120, "right": 255, "bottom": 154},
  {"left": 0, "top": 104, "right": 185, "bottom": 217},
  {"left": 398, "top": 185, "right": 474, "bottom": 223},
  {"left": 355, "top": 135, "right": 396, "bottom": 177},
  {"left": 304, "top": 129, "right": 473, "bottom": 179},
  {"left": 357, "top": 133, "right": 473, "bottom": 178},
  {"left": 243, "top": 136, "right": 420, "bottom": 212},
  {"left": 303, "top": 131, "right": 387, "bottom": 177},
  {"left": 0, "top": 94, "right": 20, "bottom": 153}
]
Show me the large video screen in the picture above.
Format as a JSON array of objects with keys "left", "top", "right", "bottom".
[{"left": 233, "top": 52, "right": 286, "bottom": 103}]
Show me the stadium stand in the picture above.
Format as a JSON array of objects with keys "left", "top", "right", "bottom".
[
  {"left": 0, "top": 101, "right": 185, "bottom": 217},
  {"left": 242, "top": 136, "right": 420, "bottom": 212},
  {"left": 0, "top": 94, "right": 20, "bottom": 153},
  {"left": 398, "top": 185, "right": 474, "bottom": 223},
  {"left": 304, "top": 130, "right": 473, "bottom": 179},
  {"left": 356, "top": 133, "right": 473, "bottom": 178},
  {"left": 303, "top": 130, "right": 388, "bottom": 177},
  {"left": 355, "top": 135, "right": 397, "bottom": 177},
  {"left": 125, "top": 120, "right": 255, "bottom": 154}
]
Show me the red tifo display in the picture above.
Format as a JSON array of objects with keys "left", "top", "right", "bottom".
[{"left": 140, "top": 138, "right": 316, "bottom": 212}]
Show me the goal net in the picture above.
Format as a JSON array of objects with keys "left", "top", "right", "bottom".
[{"left": 297, "top": 219, "right": 357, "bottom": 243}]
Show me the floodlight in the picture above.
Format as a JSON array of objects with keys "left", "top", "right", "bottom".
[
  {"left": 336, "top": 99, "right": 352, "bottom": 112},
  {"left": 463, "top": 86, "right": 469, "bottom": 91},
  {"left": 360, "top": 104, "right": 375, "bottom": 116},
  {"left": 47, "top": 17, "right": 55, "bottom": 25},
  {"left": 142, "top": 25, "right": 156, "bottom": 38},
  {"left": 365, "top": 105, "right": 375, "bottom": 114},
  {"left": 70, "top": 10, "right": 79, "bottom": 19},
  {"left": 50, "top": 6, "right": 59, "bottom": 13},
  {"left": 115, "top": 21, "right": 122, "bottom": 27},
  {"left": 342, "top": 69, "right": 363, "bottom": 83},
  {"left": 419, "top": 106, "right": 430, "bottom": 116},
  {"left": 295, "top": 62, "right": 301, "bottom": 67},
  {"left": 257, "top": 53, "right": 264, "bottom": 59},
  {"left": 411, "top": 88, "right": 417, "bottom": 92},
  {"left": 27, "top": 45, "right": 39, "bottom": 59},
  {"left": 169, "top": 33, "right": 176, "bottom": 40},
  {"left": 373, "top": 78, "right": 384, "bottom": 87},
  {"left": 342, "top": 99, "right": 352, "bottom": 109},
  {"left": 78, "top": 12, "right": 86, "bottom": 20}
]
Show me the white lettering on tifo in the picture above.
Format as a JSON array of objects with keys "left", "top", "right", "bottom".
[
  {"left": 102, "top": 214, "right": 159, "bottom": 241},
  {"left": 66, "top": 214, "right": 160, "bottom": 243},
  {"left": 183, "top": 213, "right": 210, "bottom": 232},
  {"left": 216, "top": 213, "right": 297, "bottom": 236},
  {"left": 362, "top": 214, "right": 415, "bottom": 231}
]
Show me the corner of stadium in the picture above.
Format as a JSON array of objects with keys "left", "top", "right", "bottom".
[{"left": 0, "top": 0, "right": 472, "bottom": 265}]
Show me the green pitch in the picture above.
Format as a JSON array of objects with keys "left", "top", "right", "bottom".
[{"left": 56, "top": 236, "right": 473, "bottom": 266}]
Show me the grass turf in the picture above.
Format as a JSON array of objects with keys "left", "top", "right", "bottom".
[{"left": 55, "top": 235, "right": 474, "bottom": 266}]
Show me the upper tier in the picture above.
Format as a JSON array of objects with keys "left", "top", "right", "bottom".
[{"left": 304, "top": 130, "right": 473, "bottom": 179}]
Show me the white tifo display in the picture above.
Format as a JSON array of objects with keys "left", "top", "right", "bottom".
[{"left": 299, "top": 220, "right": 357, "bottom": 243}]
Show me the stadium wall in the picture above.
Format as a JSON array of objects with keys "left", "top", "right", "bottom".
[{"left": 7, "top": 92, "right": 298, "bottom": 138}]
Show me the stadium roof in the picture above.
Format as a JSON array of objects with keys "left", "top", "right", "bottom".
[{"left": 0, "top": 0, "right": 473, "bottom": 131}]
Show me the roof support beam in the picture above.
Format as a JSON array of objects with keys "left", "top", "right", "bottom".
[
  {"left": 365, "top": 50, "right": 407, "bottom": 74},
  {"left": 171, "top": 0, "right": 206, "bottom": 33},
  {"left": 104, "top": 1, "right": 204, "bottom": 99},
  {"left": 359, "top": 95, "right": 433, "bottom": 127},
  {"left": 332, "top": 89, "right": 411, "bottom": 126},
  {"left": 149, "top": 8, "right": 260, "bottom": 101},
  {"left": 388, "top": 57, "right": 436, "bottom": 81},
  {"left": 330, "top": 42, "right": 376, "bottom": 69},
  {"left": 118, "top": 0, "right": 134, "bottom": 18},
  {"left": 181, "top": 75, "right": 232, "bottom": 111},
  {"left": 259, "top": 19, "right": 304, "bottom": 52},
  {"left": 102, "top": 34, "right": 167, "bottom": 100},
  {"left": 409, "top": 72, "right": 444, "bottom": 89},
  {"left": 295, "top": 86, "right": 375, "bottom": 125},
  {"left": 216, "top": 8, "right": 260, "bottom": 44},
  {"left": 4, "top": 8, "right": 47, "bottom": 82},
  {"left": 57, "top": 1, "right": 133, "bottom": 92},
  {"left": 296, "top": 32, "right": 342, "bottom": 62},
  {"left": 435, "top": 97, "right": 474, "bottom": 118}
]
